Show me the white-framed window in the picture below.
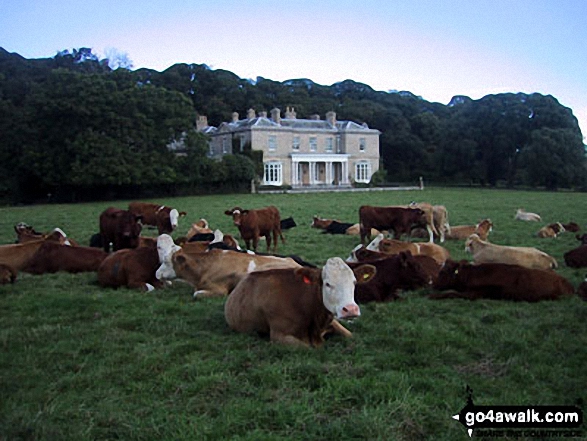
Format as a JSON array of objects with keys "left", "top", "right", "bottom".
[
  {"left": 264, "top": 161, "right": 282, "bottom": 185},
  {"left": 222, "top": 137, "right": 229, "bottom": 154},
  {"left": 310, "top": 137, "right": 317, "bottom": 152},
  {"left": 239, "top": 136, "right": 246, "bottom": 152},
  {"left": 268, "top": 135, "right": 277, "bottom": 152},
  {"left": 355, "top": 161, "right": 371, "bottom": 183},
  {"left": 292, "top": 136, "right": 300, "bottom": 151},
  {"left": 326, "top": 137, "right": 334, "bottom": 152},
  {"left": 359, "top": 138, "right": 366, "bottom": 152}
]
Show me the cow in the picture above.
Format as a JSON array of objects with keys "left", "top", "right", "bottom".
[
  {"left": 446, "top": 219, "right": 493, "bottom": 241},
  {"left": 359, "top": 205, "right": 428, "bottom": 245},
  {"left": 562, "top": 222, "right": 580, "bottom": 233},
  {"left": 431, "top": 260, "right": 574, "bottom": 302},
  {"left": 280, "top": 217, "right": 297, "bottom": 230},
  {"left": 185, "top": 219, "right": 212, "bottom": 241},
  {"left": 99, "top": 207, "right": 143, "bottom": 252},
  {"left": 311, "top": 216, "right": 338, "bottom": 229},
  {"left": 0, "top": 230, "right": 73, "bottom": 271},
  {"left": 563, "top": 243, "right": 587, "bottom": 268},
  {"left": 98, "top": 246, "right": 163, "bottom": 291},
  {"left": 348, "top": 251, "right": 431, "bottom": 303},
  {"left": 15, "top": 223, "right": 75, "bottom": 246},
  {"left": 409, "top": 204, "right": 450, "bottom": 242},
  {"left": 225, "top": 206, "right": 284, "bottom": 252},
  {"left": 407, "top": 202, "right": 441, "bottom": 242},
  {"left": 537, "top": 222, "right": 565, "bottom": 238},
  {"left": 576, "top": 234, "right": 587, "bottom": 246},
  {"left": 366, "top": 234, "right": 450, "bottom": 265},
  {"left": 128, "top": 202, "right": 186, "bottom": 234},
  {"left": 0, "top": 264, "right": 17, "bottom": 284},
  {"left": 156, "top": 234, "right": 300, "bottom": 299},
  {"left": 465, "top": 234, "right": 557, "bottom": 270},
  {"left": 224, "top": 257, "right": 376, "bottom": 347},
  {"left": 312, "top": 216, "right": 379, "bottom": 236},
  {"left": 515, "top": 208, "right": 541, "bottom": 222},
  {"left": 22, "top": 242, "right": 108, "bottom": 275}
]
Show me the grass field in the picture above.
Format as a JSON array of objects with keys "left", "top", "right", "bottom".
[{"left": 0, "top": 187, "right": 586, "bottom": 440}]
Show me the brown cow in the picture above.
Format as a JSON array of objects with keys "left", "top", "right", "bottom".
[
  {"left": 563, "top": 243, "right": 587, "bottom": 268},
  {"left": 14, "top": 224, "right": 77, "bottom": 246},
  {"left": 348, "top": 251, "right": 431, "bottom": 303},
  {"left": 156, "top": 234, "right": 300, "bottom": 298},
  {"left": 128, "top": 202, "right": 186, "bottom": 234},
  {"left": 0, "top": 264, "right": 17, "bottom": 284},
  {"left": 537, "top": 222, "right": 565, "bottom": 238},
  {"left": 98, "top": 247, "right": 163, "bottom": 291},
  {"left": 22, "top": 242, "right": 107, "bottom": 275},
  {"left": 431, "top": 260, "right": 574, "bottom": 302},
  {"left": 99, "top": 207, "right": 143, "bottom": 252},
  {"left": 359, "top": 205, "right": 428, "bottom": 244},
  {"left": 0, "top": 230, "right": 73, "bottom": 271},
  {"left": 225, "top": 206, "right": 284, "bottom": 252},
  {"left": 224, "top": 257, "right": 376, "bottom": 347},
  {"left": 366, "top": 234, "right": 450, "bottom": 265},
  {"left": 446, "top": 219, "right": 493, "bottom": 241},
  {"left": 562, "top": 222, "right": 580, "bottom": 233}
]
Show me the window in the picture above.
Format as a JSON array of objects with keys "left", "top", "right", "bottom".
[
  {"left": 264, "top": 162, "right": 282, "bottom": 185},
  {"left": 239, "top": 137, "right": 246, "bottom": 152},
  {"left": 310, "top": 137, "right": 317, "bottom": 152},
  {"left": 359, "top": 138, "right": 366, "bottom": 152},
  {"left": 355, "top": 161, "right": 371, "bottom": 183},
  {"left": 222, "top": 137, "right": 229, "bottom": 154},
  {"left": 268, "top": 135, "right": 277, "bottom": 152},
  {"left": 326, "top": 137, "right": 333, "bottom": 152},
  {"left": 292, "top": 136, "right": 300, "bottom": 151}
]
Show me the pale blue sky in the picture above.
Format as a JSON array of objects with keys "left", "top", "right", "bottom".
[{"left": 2, "top": 0, "right": 586, "bottom": 138}]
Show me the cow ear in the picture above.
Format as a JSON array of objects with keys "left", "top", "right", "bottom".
[
  {"left": 295, "top": 267, "right": 320, "bottom": 285},
  {"left": 224, "top": 210, "right": 233, "bottom": 216},
  {"left": 179, "top": 211, "right": 187, "bottom": 217},
  {"left": 353, "top": 264, "right": 376, "bottom": 284},
  {"left": 175, "top": 255, "right": 187, "bottom": 265},
  {"left": 242, "top": 210, "right": 250, "bottom": 215}
]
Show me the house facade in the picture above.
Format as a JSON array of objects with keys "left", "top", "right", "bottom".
[{"left": 197, "top": 107, "right": 380, "bottom": 188}]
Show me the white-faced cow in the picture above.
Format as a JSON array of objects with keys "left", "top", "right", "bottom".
[{"left": 224, "top": 257, "right": 376, "bottom": 347}]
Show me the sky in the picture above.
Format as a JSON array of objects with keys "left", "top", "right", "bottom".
[{"left": 1, "top": 0, "right": 586, "bottom": 139}]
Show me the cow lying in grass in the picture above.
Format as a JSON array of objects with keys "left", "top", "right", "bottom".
[
  {"left": 431, "top": 260, "right": 574, "bottom": 302},
  {"left": 224, "top": 257, "right": 376, "bottom": 347}
]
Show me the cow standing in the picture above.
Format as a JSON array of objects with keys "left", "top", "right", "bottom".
[
  {"left": 359, "top": 205, "right": 428, "bottom": 244},
  {"left": 225, "top": 206, "right": 284, "bottom": 252},
  {"left": 225, "top": 257, "right": 376, "bottom": 347},
  {"left": 99, "top": 207, "right": 143, "bottom": 252},
  {"left": 128, "top": 202, "right": 186, "bottom": 235}
]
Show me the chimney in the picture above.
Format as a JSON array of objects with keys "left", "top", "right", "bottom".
[
  {"left": 326, "top": 111, "right": 337, "bottom": 126},
  {"left": 310, "top": 114, "right": 321, "bottom": 120},
  {"left": 259, "top": 111, "right": 268, "bottom": 118},
  {"left": 284, "top": 106, "right": 297, "bottom": 119},
  {"left": 232, "top": 112, "right": 239, "bottom": 123},
  {"left": 247, "top": 108, "right": 256, "bottom": 119},
  {"left": 196, "top": 115, "right": 208, "bottom": 131},
  {"left": 270, "top": 108, "right": 281, "bottom": 124}
]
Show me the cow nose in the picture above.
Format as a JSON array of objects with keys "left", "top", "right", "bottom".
[{"left": 340, "top": 303, "right": 361, "bottom": 319}]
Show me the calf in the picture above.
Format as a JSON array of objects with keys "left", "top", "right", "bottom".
[
  {"left": 0, "top": 264, "right": 17, "bottom": 284},
  {"left": 156, "top": 234, "right": 300, "bottom": 298},
  {"left": 22, "top": 242, "right": 108, "bottom": 274},
  {"left": 224, "top": 257, "right": 376, "bottom": 347},
  {"left": 465, "top": 234, "right": 557, "bottom": 270},
  {"left": 563, "top": 244, "right": 587, "bottom": 268},
  {"left": 225, "top": 206, "right": 284, "bottom": 252},
  {"left": 431, "top": 260, "right": 574, "bottom": 302},
  {"left": 359, "top": 205, "right": 428, "bottom": 244},
  {"left": 98, "top": 247, "right": 163, "bottom": 291},
  {"left": 348, "top": 251, "right": 430, "bottom": 303},
  {"left": 128, "top": 202, "right": 186, "bottom": 234},
  {"left": 446, "top": 219, "right": 493, "bottom": 241},
  {"left": 99, "top": 207, "right": 143, "bottom": 252}
]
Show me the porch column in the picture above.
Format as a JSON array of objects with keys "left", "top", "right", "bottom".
[{"left": 326, "top": 162, "right": 332, "bottom": 185}]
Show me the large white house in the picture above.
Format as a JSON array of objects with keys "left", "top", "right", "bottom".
[{"left": 197, "top": 107, "right": 380, "bottom": 188}]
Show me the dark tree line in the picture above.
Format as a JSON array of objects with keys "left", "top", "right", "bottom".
[{"left": 0, "top": 47, "right": 585, "bottom": 203}]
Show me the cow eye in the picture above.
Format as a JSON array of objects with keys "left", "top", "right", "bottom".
[{"left": 325, "top": 282, "right": 332, "bottom": 288}]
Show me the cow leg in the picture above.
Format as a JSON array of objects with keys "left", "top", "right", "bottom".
[
  {"left": 193, "top": 286, "right": 228, "bottom": 299},
  {"left": 325, "top": 319, "right": 353, "bottom": 339},
  {"left": 426, "top": 225, "right": 435, "bottom": 243}
]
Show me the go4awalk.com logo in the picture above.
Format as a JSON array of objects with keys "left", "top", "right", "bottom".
[{"left": 452, "top": 386, "right": 583, "bottom": 438}]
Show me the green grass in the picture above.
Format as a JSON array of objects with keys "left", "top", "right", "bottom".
[{"left": 0, "top": 187, "right": 586, "bottom": 440}]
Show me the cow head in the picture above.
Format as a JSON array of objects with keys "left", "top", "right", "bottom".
[
  {"left": 465, "top": 234, "right": 482, "bottom": 253},
  {"left": 433, "top": 259, "right": 464, "bottom": 290},
  {"left": 225, "top": 207, "right": 248, "bottom": 226},
  {"left": 156, "top": 234, "right": 181, "bottom": 280},
  {"left": 296, "top": 257, "right": 375, "bottom": 320},
  {"left": 395, "top": 251, "right": 431, "bottom": 288}
]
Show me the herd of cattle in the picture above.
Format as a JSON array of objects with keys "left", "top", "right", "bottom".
[{"left": 1, "top": 200, "right": 586, "bottom": 347}]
